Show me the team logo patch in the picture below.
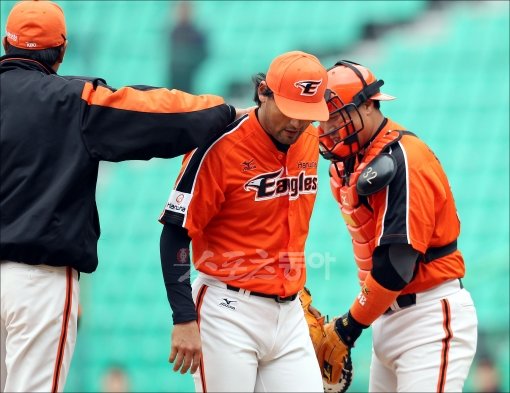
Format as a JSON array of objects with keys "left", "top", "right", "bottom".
[
  {"left": 176, "top": 248, "right": 189, "bottom": 263},
  {"left": 165, "top": 190, "right": 192, "bottom": 215},
  {"left": 294, "top": 79, "right": 323, "bottom": 96},
  {"left": 244, "top": 168, "right": 317, "bottom": 201}
]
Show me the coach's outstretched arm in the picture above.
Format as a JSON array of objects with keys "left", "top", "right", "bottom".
[
  {"left": 160, "top": 223, "right": 201, "bottom": 375},
  {"left": 78, "top": 80, "right": 237, "bottom": 161}
]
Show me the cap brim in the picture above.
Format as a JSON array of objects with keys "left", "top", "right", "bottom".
[
  {"left": 371, "top": 92, "right": 396, "bottom": 101},
  {"left": 273, "top": 94, "right": 329, "bottom": 122}
]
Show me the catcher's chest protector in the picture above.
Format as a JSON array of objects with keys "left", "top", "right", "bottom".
[{"left": 329, "top": 130, "right": 402, "bottom": 285}]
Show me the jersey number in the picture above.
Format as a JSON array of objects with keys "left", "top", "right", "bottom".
[{"left": 362, "top": 167, "right": 377, "bottom": 184}]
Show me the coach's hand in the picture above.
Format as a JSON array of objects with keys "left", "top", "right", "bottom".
[
  {"left": 170, "top": 321, "right": 202, "bottom": 374},
  {"left": 234, "top": 106, "right": 257, "bottom": 120}
]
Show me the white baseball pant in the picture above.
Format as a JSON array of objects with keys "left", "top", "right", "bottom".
[
  {"left": 1, "top": 261, "right": 80, "bottom": 393},
  {"left": 190, "top": 273, "right": 323, "bottom": 392},
  {"left": 369, "top": 279, "right": 478, "bottom": 392}
]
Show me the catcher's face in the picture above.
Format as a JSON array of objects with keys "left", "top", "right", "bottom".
[
  {"left": 258, "top": 85, "right": 311, "bottom": 145},
  {"left": 318, "top": 93, "right": 364, "bottom": 161}
]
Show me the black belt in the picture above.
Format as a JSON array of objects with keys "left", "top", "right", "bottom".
[
  {"left": 226, "top": 285, "right": 298, "bottom": 303},
  {"left": 384, "top": 278, "right": 463, "bottom": 314},
  {"left": 423, "top": 240, "right": 457, "bottom": 263},
  {"left": 385, "top": 293, "right": 417, "bottom": 314}
]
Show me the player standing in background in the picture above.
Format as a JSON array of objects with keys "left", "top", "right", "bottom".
[
  {"left": 0, "top": 1, "right": 249, "bottom": 392},
  {"left": 311, "top": 60, "right": 478, "bottom": 391},
  {"left": 159, "top": 51, "right": 329, "bottom": 392}
]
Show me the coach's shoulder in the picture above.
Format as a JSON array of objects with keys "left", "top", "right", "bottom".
[
  {"left": 60, "top": 75, "right": 107, "bottom": 84},
  {"left": 57, "top": 74, "right": 111, "bottom": 92}
]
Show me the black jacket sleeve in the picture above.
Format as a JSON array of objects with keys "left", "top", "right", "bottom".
[
  {"left": 160, "top": 223, "right": 197, "bottom": 324},
  {"left": 79, "top": 81, "right": 235, "bottom": 161}
]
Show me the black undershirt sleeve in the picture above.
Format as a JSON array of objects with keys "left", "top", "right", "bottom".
[{"left": 160, "top": 223, "right": 197, "bottom": 324}]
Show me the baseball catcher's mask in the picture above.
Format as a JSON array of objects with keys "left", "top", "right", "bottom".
[
  {"left": 318, "top": 60, "right": 395, "bottom": 162},
  {"left": 318, "top": 88, "right": 364, "bottom": 162}
]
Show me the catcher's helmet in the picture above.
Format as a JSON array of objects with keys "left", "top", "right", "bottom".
[{"left": 318, "top": 61, "right": 395, "bottom": 162}]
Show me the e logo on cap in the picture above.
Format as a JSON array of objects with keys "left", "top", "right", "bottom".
[{"left": 294, "top": 80, "right": 323, "bottom": 96}]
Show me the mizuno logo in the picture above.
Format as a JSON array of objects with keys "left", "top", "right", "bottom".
[
  {"left": 219, "top": 298, "right": 237, "bottom": 310},
  {"left": 294, "top": 79, "right": 323, "bottom": 96},
  {"left": 244, "top": 169, "right": 318, "bottom": 201},
  {"left": 241, "top": 159, "right": 256, "bottom": 172}
]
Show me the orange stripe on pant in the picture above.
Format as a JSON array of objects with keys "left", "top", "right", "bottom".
[
  {"left": 51, "top": 267, "right": 73, "bottom": 393},
  {"left": 437, "top": 299, "right": 452, "bottom": 393},
  {"left": 195, "top": 285, "right": 209, "bottom": 393}
]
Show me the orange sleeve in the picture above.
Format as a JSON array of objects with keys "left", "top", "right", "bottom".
[
  {"left": 81, "top": 83, "right": 225, "bottom": 114},
  {"left": 79, "top": 82, "right": 234, "bottom": 161},
  {"left": 183, "top": 153, "right": 225, "bottom": 238},
  {"left": 159, "top": 141, "right": 226, "bottom": 239},
  {"left": 349, "top": 272, "right": 401, "bottom": 326}
]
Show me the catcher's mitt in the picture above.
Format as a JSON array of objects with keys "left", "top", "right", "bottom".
[
  {"left": 323, "top": 352, "right": 353, "bottom": 393},
  {"left": 317, "top": 320, "right": 353, "bottom": 393},
  {"left": 299, "top": 289, "right": 353, "bottom": 393}
]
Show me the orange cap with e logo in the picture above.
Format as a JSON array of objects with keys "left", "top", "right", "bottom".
[
  {"left": 5, "top": 0, "right": 66, "bottom": 50},
  {"left": 266, "top": 51, "right": 329, "bottom": 122}
]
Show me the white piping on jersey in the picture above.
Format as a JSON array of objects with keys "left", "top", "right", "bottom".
[
  {"left": 377, "top": 184, "right": 390, "bottom": 246},
  {"left": 397, "top": 141, "right": 411, "bottom": 243},
  {"left": 183, "top": 115, "right": 250, "bottom": 225},
  {"left": 377, "top": 146, "right": 391, "bottom": 246},
  {"left": 399, "top": 141, "right": 411, "bottom": 244},
  {"left": 175, "top": 149, "right": 197, "bottom": 186},
  {"left": 376, "top": 144, "right": 411, "bottom": 246}
]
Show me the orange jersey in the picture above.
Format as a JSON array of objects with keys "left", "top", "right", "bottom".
[
  {"left": 160, "top": 111, "right": 319, "bottom": 296},
  {"left": 363, "top": 119, "right": 465, "bottom": 293}
]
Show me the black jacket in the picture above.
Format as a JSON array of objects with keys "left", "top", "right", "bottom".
[{"left": 0, "top": 56, "right": 235, "bottom": 273}]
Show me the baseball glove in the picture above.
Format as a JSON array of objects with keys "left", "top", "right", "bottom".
[
  {"left": 299, "top": 287, "right": 326, "bottom": 354},
  {"left": 317, "top": 318, "right": 353, "bottom": 393},
  {"left": 317, "top": 320, "right": 353, "bottom": 393},
  {"left": 299, "top": 289, "right": 353, "bottom": 393},
  {"left": 323, "top": 354, "right": 353, "bottom": 393}
]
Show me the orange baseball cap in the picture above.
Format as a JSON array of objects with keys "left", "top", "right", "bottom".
[
  {"left": 5, "top": 0, "right": 66, "bottom": 50},
  {"left": 266, "top": 51, "right": 329, "bottom": 121}
]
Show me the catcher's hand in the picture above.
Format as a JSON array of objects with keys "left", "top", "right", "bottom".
[{"left": 317, "top": 320, "right": 353, "bottom": 393}]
